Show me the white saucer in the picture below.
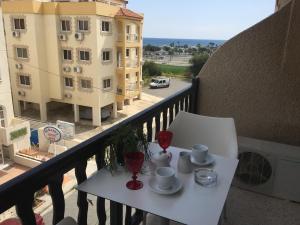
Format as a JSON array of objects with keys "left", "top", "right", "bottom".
[
  {"left": 148, "top": 177, "right": 183, "bottom": 195},
  {"left": 191, "top": 154, "right": 215, "bottom": 166}
]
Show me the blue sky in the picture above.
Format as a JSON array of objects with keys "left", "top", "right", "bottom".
[{"left": 128, "top": 0, "right": 275, "bottom": 40}]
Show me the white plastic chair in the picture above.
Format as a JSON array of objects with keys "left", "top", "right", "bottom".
[
  {"left": 56, "top": 217, "right": 77, "bottom": 225},
  {"left": 168, "top": 111, "right": 238, "bottom": 159}
]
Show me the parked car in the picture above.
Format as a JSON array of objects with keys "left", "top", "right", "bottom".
[{"left": 149, "top": 77, "right": 170, "bottom": 88}]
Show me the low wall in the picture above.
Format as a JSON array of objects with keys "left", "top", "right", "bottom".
[{"left": 197, "top": 1, "right": 300, "bottom": 146}]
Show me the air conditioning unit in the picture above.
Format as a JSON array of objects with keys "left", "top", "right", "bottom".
[
  {"left": 234, "top": 136, "right": 300, "bottom": 202},
  {"left": 63, "top": 66, "right": 71, "bottom": 73},
  {"left": 73, "top": 66, "right": 82, "bottom": 73},
  {"left": 58, "top": 34, "right": 67, "bottom": 41},
  {"left": 18, "top": 90, "right": 26, "bottom": 96},
  {"left": 75, "top": 32, "right": 84, "bottom": 41},
  {"left": 12, "top": 31, "right": 20, "bottom": 38},
  {"left": 64, "top": 93, "right": 72, "bottom": 99},
  {"left": 15, "top": 63, "right": 23, "bottom": 69}
]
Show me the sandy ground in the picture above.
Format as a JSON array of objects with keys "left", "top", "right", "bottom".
[{"left": 144, "top": 55, "right": 192, "bottom": 66}]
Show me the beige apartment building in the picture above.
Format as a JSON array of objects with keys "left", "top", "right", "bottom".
[
  {"left": 0, "top": 5, "right": 31, "bottom": 167},
  {"left": 1, "top": 0, "right": 143, "bottom": 126}
]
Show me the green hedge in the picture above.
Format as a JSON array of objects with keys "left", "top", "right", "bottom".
[{"left": 10, "top": 127, "right": 27, "bottom": 141}]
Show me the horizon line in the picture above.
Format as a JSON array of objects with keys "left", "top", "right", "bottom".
[{"left": 143, "top": 37, "right": 227, "bottom": 41}]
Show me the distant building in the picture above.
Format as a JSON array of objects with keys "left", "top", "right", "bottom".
[
  {"left": 1, "top": 0, "right": 143, "bottom": 126},
  {"left": 0, "top": 5, "right": 31, "bottom": 167}
]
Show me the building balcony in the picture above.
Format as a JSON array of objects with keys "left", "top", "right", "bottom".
[
  {"left": 125, "top": 59, "right": 139, "bottom": 68},
  {"left": 0, "top": 118, "right": 30, "bottom": 147},
  {"left": 117, "top": 59, "right": 139, "bottom": 73},
  {"left": 117, "top": 33, "right": 141, "bottom": 46}
]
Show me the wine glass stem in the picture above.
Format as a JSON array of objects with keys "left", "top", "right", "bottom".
[{"left": 132, "top": 172, "right": 137, "bottom": 181}]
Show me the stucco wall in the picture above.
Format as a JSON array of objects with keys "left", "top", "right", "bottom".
[
  {"left": 276, "top": 0, "right": 292, "bottom": 10},
  {"left": 0, "top": 8, "right": 14, "bottom": 126},
  {"left": 197, "top": 1, "right": 300, "bottom": 146}
]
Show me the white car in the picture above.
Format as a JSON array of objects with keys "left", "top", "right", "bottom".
[{"left": 149, "top": 77, "right": 170, "bottom": 89}]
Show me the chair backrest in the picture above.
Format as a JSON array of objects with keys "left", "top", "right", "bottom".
[{"left": 168, "top": 111, "right": 238, "bottom": 159}]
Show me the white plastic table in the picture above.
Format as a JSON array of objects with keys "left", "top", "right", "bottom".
[{"left": 77, "top": 143, "right": 238, "bottom": 225}]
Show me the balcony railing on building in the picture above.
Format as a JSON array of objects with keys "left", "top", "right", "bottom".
[
  {"left": 126, "top": 34, "right": 139, "bottom": 42},
  {"left": 125, "top": 59, "right": 139, "bottom": 68},
  {"left": 117, "top": 33, "right": 139, "bottom": 43},
  {"left": 117, "top": 59, "right": 139, "bottom": 68}
]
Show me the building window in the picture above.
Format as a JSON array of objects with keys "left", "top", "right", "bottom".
[
  {"left": 19, "top": 74, "right": 30, "bottom": 86},
  {"left": 126, "top": 48, "right": 130, "bottom": 57},
  {"left": 63, "top": 49, "right": 72, "bottom": 61},
  {"left": 102, "top": 51, "right": 111, "bottom": 61},
  {"left": 79, "top": 50, "right": 90, "bottom": 61},
  {"left": 126, "top": 74, "right": 130, "bottom": 79},
  {"left": 103, "top": 78, "right": 111, "bottom": 89},
  {"left": 64, "top": 77, "right": 73, "bottom": 88},
  {"left": 0, "top": 106, "right": 6, "bottom": 128},
  {"left": 80, "top": 79, "right": 92, "bottom": 90},
  {"left": 135, "top": 48, "right": 139, "bottom": 56},
  {"left": 16, "top": 47, "right": 28, "bottom": 59},
  {"left": 13, "top": 18, "right": 25, "bottom": 30},
  {"left": 136, "top": 72, "right": 139, "bottom": 77},
  {"left": 101, "top": 21, "right": 110, "bottom": 32},
  {"left": 78, "top": 20, "right": 89, "bottom": 32},
  {"left": 61, "top": 20, "right": 71, "bottom": 32}
]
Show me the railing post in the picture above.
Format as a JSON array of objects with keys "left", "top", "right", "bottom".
[
  {"left": 48, "top": 174, "right": 65, "bottom": 225},
  {"left": 190, "top": 77, "right": 199, "bottom": 114},
  {"left": 75, "top": 161, "right": 88, "bottom": 225},
  {"left": 16, "top": 194, "right": 36, "bottom": 225},
  {"left": 110, "top": 201, "right": 123, "bottom": 225},
  {"left": 96, "top": 149, "right": 107, "bottom": 225}
]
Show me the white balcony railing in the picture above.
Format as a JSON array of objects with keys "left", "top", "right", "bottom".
[
  {"left": 126, "top": 34, "right": 139, "bottom": 42},
  {"left": 125, "top": 59, "right": 138, "bottom": 68}
]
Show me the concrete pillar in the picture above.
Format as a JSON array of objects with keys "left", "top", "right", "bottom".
[
  {"left": 112, "top": 103, "right": 117, "bottom": 118},
  {"left": 117, "top": 101, "right": 124, "bottom": 110},
  {"left": 40, "top": 103, "right": 47, "bottom": 122},
  {"left": 74, "top": 104, "right": 79, "bottom": 123},
  {"left": 128, "top": 98, "right": 133, "bottom": 105},
  {"left": 137, "top": 92, "right": 142, "bottom": 100},
  {"left": 92, "top": 107, "right": 101, "bottom": 127},
  {"left": 13, "top": 100, "right": 21, "bottom": 116}
]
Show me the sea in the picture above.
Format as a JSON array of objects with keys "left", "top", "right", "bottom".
[{"left": 143, "top": 37, "right": 226, "bottom": 47}]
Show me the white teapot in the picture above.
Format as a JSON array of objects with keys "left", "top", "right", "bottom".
[{"left": 151, "top": 151, "right": 172, "bottom": 167}]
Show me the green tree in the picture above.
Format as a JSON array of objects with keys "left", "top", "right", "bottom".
[
  {"left": 189, "top": 54, "right": 209, "bottom": 77},
  {"left": 144, "top": 44, "right": 161, "bottom": 52},
  {"left": 143, "top": 61, "right": 162, "bottom": 76},
  {"left": 168, "top": 49, "right": 175, "bottom": 61},
  {"left": 163, "top": 46, "right": 171, "bottom": 52}
]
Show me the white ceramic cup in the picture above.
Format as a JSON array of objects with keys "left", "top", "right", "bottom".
[
  {"left": 155, "top": 167, "right": 176, "bottom": 190},
  {"left": 192, "top": 144, "right": 208, "bottom": 162}
]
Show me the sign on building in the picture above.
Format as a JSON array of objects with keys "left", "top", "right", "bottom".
[
  {"left": 43, "top": 125, "right": 62, "bottom": 143},
  {"left": 56, "top": 120, "right": 75, "bottom": 140}
]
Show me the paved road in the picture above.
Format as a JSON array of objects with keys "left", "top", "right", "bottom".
[{"left": 142, "top": 78, "right": 191, "bottom": 98}]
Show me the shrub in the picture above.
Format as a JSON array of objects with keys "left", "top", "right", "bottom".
[
  {"left": 189, "top": 54, "right": 209, "bottom": 77},
  {"left": 143, "top": 61, "right": 162, "bottom": 76}
]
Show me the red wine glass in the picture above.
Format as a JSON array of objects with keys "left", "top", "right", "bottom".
[
  {"left": 124, "top": 152, "right": 145, "bottom": 190},
  {"left": 157, "top": 131, "right": 173, "bottom": 153}
]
